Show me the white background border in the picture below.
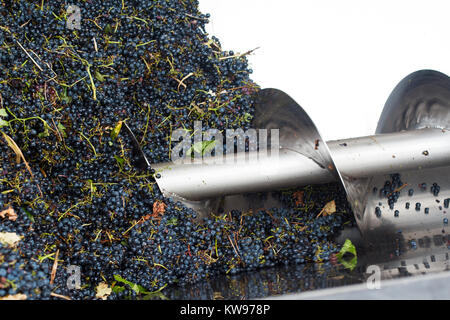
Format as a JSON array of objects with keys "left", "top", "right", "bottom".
[{"left": 199, "top": 0, "right": 450, "bottom": 140}]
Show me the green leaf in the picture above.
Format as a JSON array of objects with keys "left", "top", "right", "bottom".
[
  {"left": 57, "top": 123, "right": 67, "bottom": 137},
  {"left": 114, "top": 155, "right": 124, "bottom": 169},
  {"left": 60, "top": 91, "right": 72, "bottom": 104},
  {"left": 187, "top": 141, "right": 201, "bottom": 156},
  {"left": 244, "top": 113, "right": 253, "bottom": 122},
  {"left": 336, "top": 239, "right": 357, "bottom": 271},
  {"left": 113, "top": 274, "right": 150, "bottom": 295},
  {"left": 104, "top": 24, "right": 113, "bottom": 34},
  {"left": 112, "top": 285, "right": 125, "bottom": 294},
  {"left": 22, "top": 207, "right": 35, "bottom": 223},
  {"left": 167, "top": 217, "right": 178, "bottom": 226},
  {"left": 337, "top": 238, "right": 357, "bottom": 257},
  {"left": 0, "top": 108, "right": 8, "bottom": 117},
  {"left": 0, "top": 119, "right": 8, "bottom": 128},
  {"left": 202, "top": 140, "right": 216, "bottom": 155},
  {"left": 37, "top": 126, "right": 49, "bottom": 138},
  {"left": 113, "top": 274, "right": 132, "bottom": 286},
  {"left": 186, "top": 140, "right": 216, "bottom": 157},
  {"left": 94, "top": 70, "right": 105, "bottom": 82},
  {"left": 111, "top": 121, "right": 122, "bottom": 141}
]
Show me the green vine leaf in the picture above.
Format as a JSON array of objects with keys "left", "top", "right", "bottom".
[
  {"left": 57, "top": 123, "right": 67, "bottom": 138},
  {"left": 60, "top": 90, "right": 72, "bottom": 104},
  {"left": 244, "top": 112, "right": 253, "bottom": 122},
  {"left": 186, "top": 140, "right": 216, "bottom": 157},
  {"left": 336, "top": 239, "right": 357, "bottom": 271},
  {"left": 113, "top": 274, "right": 150, "bottom": 295},
  {"left": 95, "top": 70, "right": 106, "bottom": 82},
  {"left": 114, "top": 155, "right": 124, "bottom": 170},
  {"left": 111, "top": 121, "right": 122, "bottom": 141},
  {"left": 112, "top": 285, "right": 125, "bottom": 294}
]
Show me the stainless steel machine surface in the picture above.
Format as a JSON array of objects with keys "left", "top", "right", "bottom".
[{"left": 152, "top": 69, "right": 450, "bottom": 299}]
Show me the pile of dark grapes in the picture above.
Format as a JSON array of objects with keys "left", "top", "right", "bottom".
[{"left": 0, "top": 1, "right": 354, "bottom": 300}]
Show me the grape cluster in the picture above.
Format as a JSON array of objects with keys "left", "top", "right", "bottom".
[
  {"left": 0, "top": 208, "right": 51, "bottom": 299},
  {"left": 0, "top": 0, "right": 353, "bottom": 300}
]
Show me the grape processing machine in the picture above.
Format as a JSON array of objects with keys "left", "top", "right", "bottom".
[{"left": 139, "top": 69, "right": 450, "bottom": 298}]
